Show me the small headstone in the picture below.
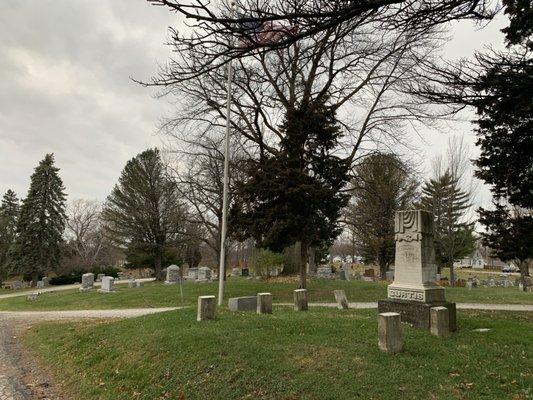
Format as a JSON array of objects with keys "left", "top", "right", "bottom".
[
  {"left": 269, "top": 267, "right": 280, "bottom": 277},
  {"left": 128, "top": 279, "right": 137, "bottom": 288},
  {"left": 385, "top": 270, "right": 395, "bottom": 281},
  {"left": 430, "top": 306, "right": 451, "bottom": 338},
  {"left": 136, "top": 281, "right": 144, "bottom": 288},
  {"left": 41, "top": 277, "right": 50, "bottom": 287},
  {"left": 339, "top": 269, "right": 347, "bottom": 280},
  {"left": 27, "top": 293, "right": 39, "bottom": 301},
  {"left": 473, "top": 328, "right": 491, "bottom": 333},
  {"left": 257, "top": 293, "right": 273, "bottom": 314},
  {"left": 79, "top": 273, "right": 95, "bottom": 292},
  {"left": 378, "top": 312, "right": 403, "bottom": 354},
  {"left": 197, "top": 295, "right": 216, "bottom": 321},
  {"left": 333, "top": 289, "right": 349, "bottom": 310},
  {"left": 12, "top": 281, "right": 22, "bottom": 290},
  {"left": 489, "top": 279, "right": 496, "bottom": 287},
  {"left": 164, "top": 265, "right": 181, "bottom": 285},
  {"left": 228, "top": 296, "right": 257, "bottom": 312},
  {"left": 98, "top": 276, "right": 115, "bottom": 293},
  {"left": 96, "top": 273, "right": 105, "bottom": 282},
  {"left": 188, "top": 267, "right": 199, "bottom": 280},
  {"left": 241, "top": 268, "right": 250, "bottom": 277},
  {"left": 294, "top": 289, "right": 308, "bottom": 311},
  {"left": 518, "top": 282, "right": 525, "bottom": 291},
  {"left": 36, "top": 280, "right": 45, "bottom": 289},
  {"left": 435, "top": 273, "right": 441, "bottom": 281},
  {"left": 467, "top": 281, "right": 474, "bottom": 290},
  {"left": 197, "top": 267, "right": 212, "bottom": 282},
  {"left": 231, "top": 268, "right": 241, "bottom": 277}
]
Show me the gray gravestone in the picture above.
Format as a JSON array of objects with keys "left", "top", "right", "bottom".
[
  {"left": 317, "top": 266, "right": 332, "bottom": 279},
  {"left": 96, "top": 273, "right": 105, "bottom": 282},
  {"left": 257, "top": 293, "right": 273, "bottom": 314},
  {"left": 430, "top": 306, "right": 451, "bottom": 338},
  {"left": 36, "top": 280, "right": 45, "bottom": 289},
  {"left": 41, "top": 277, "right": 50, "bottom": 287},
  {"left": 197, "top": 296, "right": 216, "bottom": 321},
  {"left": 136, "top": 281, "right": 144, "bottom": 288},
  {"left": 294, "top": 289, "right": 308, "bottom": 311},
  {"left": 128, "top": 279, "right": 137, "bottom": 288},
  {"left": 334, "top": 289, "right": 349, "bottom": 309},
  {"left": 188, "top": 268, "right": 199, "bottom": 280},
  {"left": 385, "top": 270, "right": 395, "bottom": 281},
  {"left": 98, "top": 276, "right": 115, "bottom": 293},
  {"left": 165, "top": 265, "right": 180, "bottom": 285},
  {"left": 231, "top": 268, "right": 241, "bottom": 277},
  {"left": 197, "top": 267, "right": 212, "bottom": 282},
  {"left": 27, "top": 293, "right": 39, "bottom": 301},
  {"left": 378, "top": 312, "right": 403, "bottom": 354},
  {"left": 228, "top": 296, "right": 257, "bottom": 312},
  {"left": 79, "top": 273, "right": 95, "bottom": 292},
  {"left": 12, "top": 281, "right": 22, "bottom": 290}
]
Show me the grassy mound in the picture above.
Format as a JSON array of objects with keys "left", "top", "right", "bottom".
[
  {"left": 25, "top": 308, "right": 532, "bottom": 400},
  {"left": 1, "top": 279, "right": 532, "bottom": 311}
]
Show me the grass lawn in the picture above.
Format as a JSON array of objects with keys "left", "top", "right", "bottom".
[
  {"left": 24, "top": 308, "right": 533, "bottom": 400},
  {"left": 0, "top": 279, "right": 532, "bottom": 311}
]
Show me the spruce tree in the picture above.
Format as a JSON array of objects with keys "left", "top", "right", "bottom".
[
  {"left": 8, "top": 154, "right": 67, "bottom": 284},
  {"left": 420, "top": 170, "right": 475, "bottom": 284},
  {"left": 0, "top": 190, "right": 20, "bottom": 283}
]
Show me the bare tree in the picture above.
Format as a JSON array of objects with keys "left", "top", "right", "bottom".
[
  {"left": 65, "top": 199, "right": 104, "bottom": 268},
  {"left": 145, "top": 0, "right": 494, "bottom": 80}
]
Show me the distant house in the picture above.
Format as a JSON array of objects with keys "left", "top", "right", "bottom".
[{"left": 454, "top": 242, "right": 514, "bottom": 271}]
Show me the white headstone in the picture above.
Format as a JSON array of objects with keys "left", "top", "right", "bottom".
[
  {"left": 98, "top": 276, "right": 115, "bottom": 293},
  {"left": 387, "top": 210, "right": 445, "bottom": 303}
]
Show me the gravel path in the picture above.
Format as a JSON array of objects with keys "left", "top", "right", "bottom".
[{"left": 0, "top": 307, "right": 179, "bottom": 400}]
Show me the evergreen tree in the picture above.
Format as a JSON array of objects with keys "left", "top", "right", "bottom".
[
  {"left": 8, "top": 155, "right": 67, "bottom": 284},
  {"left": 345, "top": 153, "right": 418, "bottom": 278},
  {"left": 103, "top": 149, "right": 185, "bottom": 280},
  {"left": 232, "top": 100, "right": 350, "bottom": 288},
  {"left": 0, "top": 190, "right": 20, "bottom": 283},
  {"left": 420, "top": 170, "right": 475, "bottom": 283}
]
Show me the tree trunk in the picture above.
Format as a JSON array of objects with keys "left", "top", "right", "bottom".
[
  {"left": 31, "top": 271, "right": 39, "bottom": 287},
  {"left": 154, "top": 253, "right": 163, "bottom": 281},
  {"left": 299, "top": 238, "right": 308, "bottom": 289},
  {"left": 449, "top": 263, "right": 455, "bottom": 287},
  {"left": 308, "top": 247, "right": 317, "bottom": 275},
  {"left": 377, "top": 253, "right": 388, "bottom": 280}
]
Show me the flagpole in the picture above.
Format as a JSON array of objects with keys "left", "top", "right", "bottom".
[{"left": 218, "top": 0, "right": 236, "bottom": 307}]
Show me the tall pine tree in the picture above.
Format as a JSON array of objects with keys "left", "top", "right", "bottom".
[
  {"left": 103, "top": 148, "right": 185, "bottom": 280},
  {"left": 0, "top": 190, "right": 20, "bottom": 283},
  {"left": 420, "top": 170, "right": 475, "bottom": 284},
  {"left": 8, "top": 154, "right": 67, "bottom": 284}
]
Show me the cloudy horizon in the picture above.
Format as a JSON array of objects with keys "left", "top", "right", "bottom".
[{"left": 1, "top": 1, "right": 507, "bottom": 209}]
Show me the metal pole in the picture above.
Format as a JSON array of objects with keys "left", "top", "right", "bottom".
[{"left": 218, "top": 0, "right": 236, "bottom": 306}]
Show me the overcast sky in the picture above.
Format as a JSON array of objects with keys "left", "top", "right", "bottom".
[{"left": 0, "top": 1, "right": 507, "bottom": 208}]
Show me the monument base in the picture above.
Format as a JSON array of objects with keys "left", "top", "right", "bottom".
[{"left": 378, "top": 299, "right": 456, "bottom": 331}]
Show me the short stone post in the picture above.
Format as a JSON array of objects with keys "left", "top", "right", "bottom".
[
  {"left": 333, "top": 290, "right": 349, "bottom": 310},
  {"left": 293, "top": 289, "right": 308, "bottom": 311},
  {"left": 257, "top": 293, "right": 273, "bottom": 314},
  {"left": 378, "top": 312, "right": 403, "bottom": 354},
  {"left": 430, "top": 306, "right": 451, "bottom": 338},
  {"left": 197, "top": 295, "right": 216, "bottom": 321}
]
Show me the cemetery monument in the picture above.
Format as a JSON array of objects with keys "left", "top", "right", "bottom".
[{"left": 378, "top": 210, "right": 456, "bottom": 330}]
